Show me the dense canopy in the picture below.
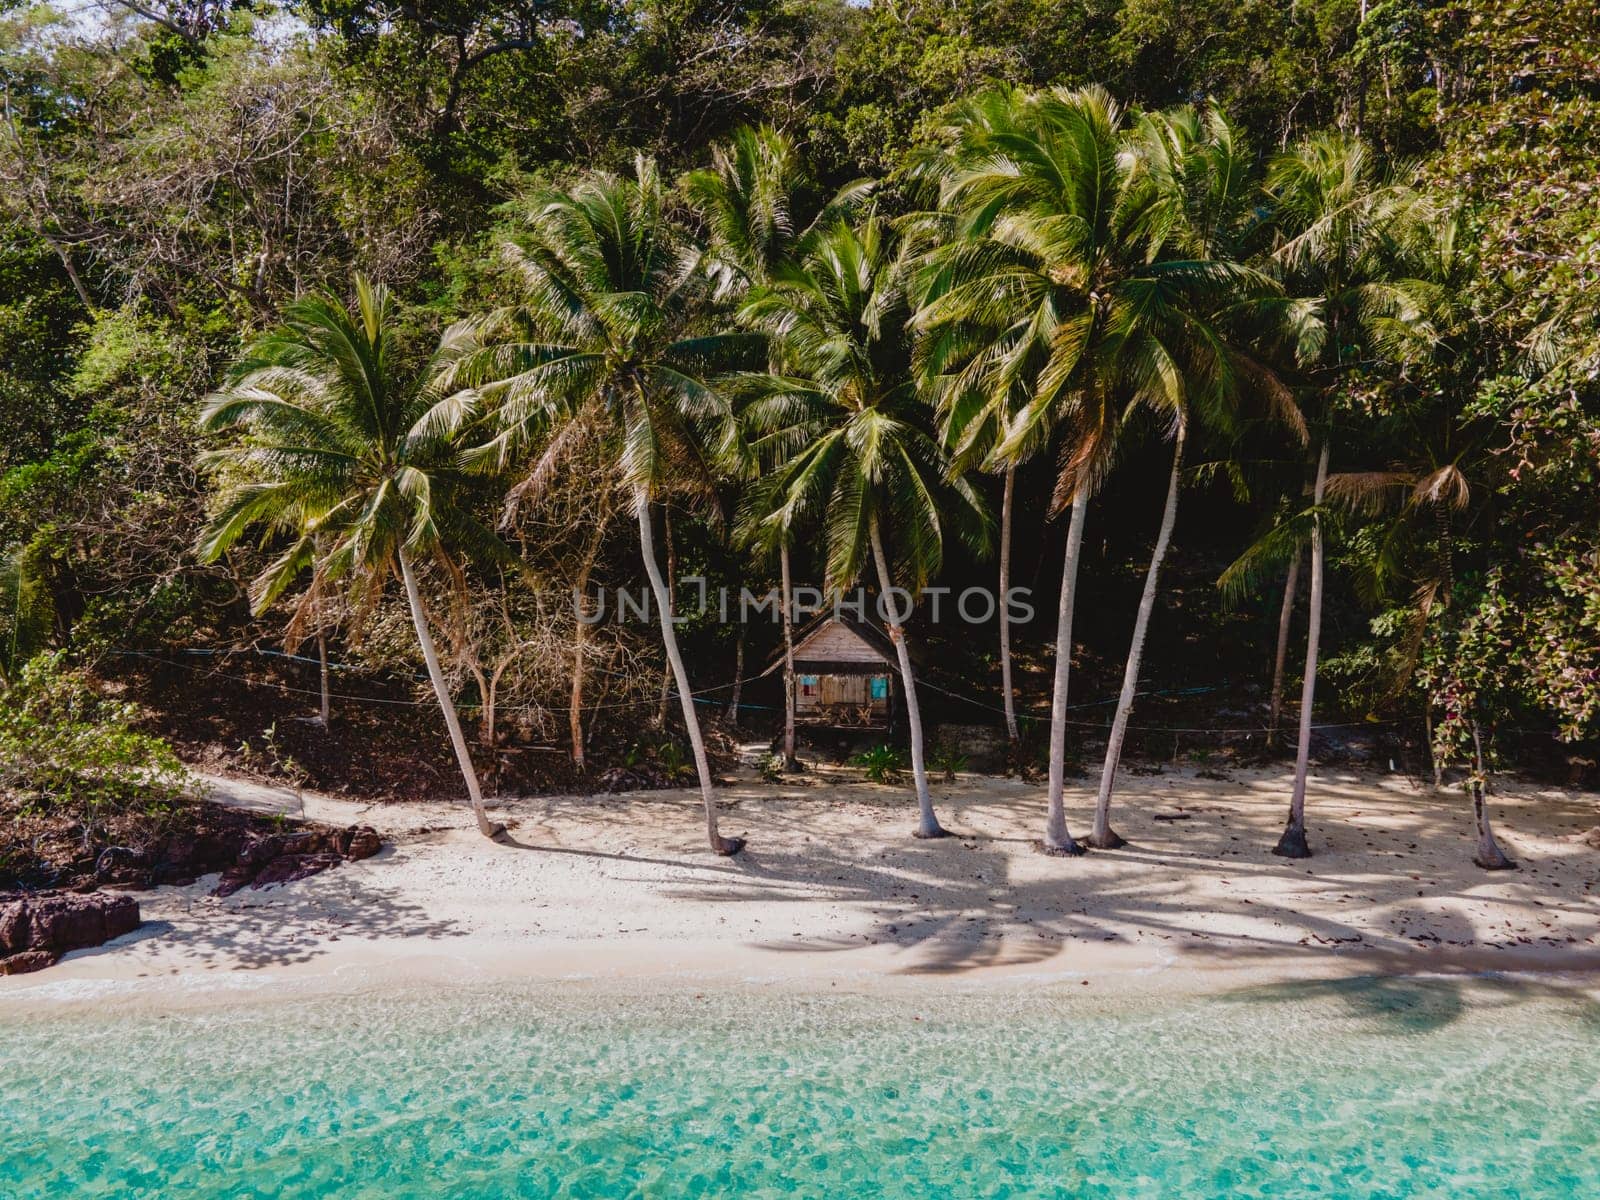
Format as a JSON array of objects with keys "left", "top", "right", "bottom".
[{"left": 1, "top": 0, "right": 1596, "bottom": 860}]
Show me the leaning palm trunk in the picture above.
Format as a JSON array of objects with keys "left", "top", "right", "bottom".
[
  {"left": 868, "top": 515, "right": 948, "bottom": 839},
  {"left": 1267, "top": 549, "right": 1302, "bottom": 742},
  {"left": 1041, "top": 488, "right": 1090, "bottom": 856},
  {"left": 725, "top": 624, "right": 745, "bottom": 725},
  {"left": 635, "top": 490, "right": 743, "bottom": 855},
  {"left": 779, "top": 542, "right": 799, "bottom": 769},
  {"left": 999, "top": 465, "right": 1020, "bottom": 748},
  {"left": 398, "top": 548, "right": 501, "bottom": 840},
  {"left": 1089, "top": 427, "right": 1187, "bottom": 849},
  {"left": 1469, "top": 720, "right": 1515, "bottom": 870},
  {"left": 1274, "top": 441, "right": 1330, "bottom": 858},
  {"left": 654, "top": 505, "right": 677, "bottom": 729}
]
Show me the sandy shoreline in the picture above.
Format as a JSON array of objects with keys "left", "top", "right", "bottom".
[{"left": 4, "top": 759, "right": 1597, "bottom": 1010}]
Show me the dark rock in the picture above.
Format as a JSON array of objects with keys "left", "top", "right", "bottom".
[
  {"left": 279, "top": 831, "right": 328, "bottom": 857},
  {"left": 103, "top": 895, "right": 140, "bottom": 940},
  {"left": 213, "top": 865, "right": 259, "bottom": 898},
  {"left": 251, "top": 852, "right": 342, "bottom": 889},
  {"left": 0, "top": 900, "right": 26, "bottom": 954},
  {"left": 237, "top": 833, "right": 285, "bottom": 868},
  {"left": 209, "top": 826, "right": 380, "bottom": 896},
  {"left": 190, "top": 833, "right": 239, "bottom": 873},
  {"left": 155, "top": 836, "right": 196, "bottom": 871},
  {"left": 0, "top": 950, "right": 57, "bottom": 975},
  {"left": 0, "top": 892, "right": 141, "bottom": 970}
]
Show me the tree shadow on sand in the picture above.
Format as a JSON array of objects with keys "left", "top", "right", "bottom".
[
  {"left": 62, "top": 851, "right": 468, "bottom": 973},
  {"left": 1214, "top": 973, "right": 1600, "bottom": 1035},
  {"left": 644, "top": 773, "right": 1600, "bottom": 977}
]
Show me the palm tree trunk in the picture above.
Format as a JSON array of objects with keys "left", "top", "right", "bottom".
[
  {"left": 1089, "top": 426, "right": 1187, "bottom": 849},
  {"left": 398, "top": 548, "right": 501, "bottom": 840},
  {"left": 1275, "top": 440, "right": 1330, "bottom": 858},
  {"left": 636, "top": 489, "right": 742, "bottom": 855},
  {"left": 569, "top": 607, "right": 590, "bottom": 772},
  {"left": 654, "top": 504, "right": 676, "bottom": 729},
  {"left": 868, "top": 515, "right": 947, "bottom": 839},
  {"left": 569, "top": 522, "right": 605, "bottom": 772},
  {"left": 1041, "top": 487, "right": 1089, "bottom": 856},
  {"left": 1470, "top": 720, "right": 1515, "bottom": 870},
  {"left": 725, "top": 623, "right": 745, "bottom": 726},
  {"left": 1267, "top": 548, "right": 1301, "bottom": 743},
  {"left": 999, "top": 464, "right": 1020, "bottom": 748},
  {"left": 316, "top": 627, "right": 331, "bottom": 727},
  {"left": 779, "top": 541, "right": 799, "bottom": 769}
]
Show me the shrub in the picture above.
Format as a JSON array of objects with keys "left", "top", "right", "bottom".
[
  {"left": 852, "top": 743, "right": 907, "bottom": 783},
  {"left": 757, "top": 751, "right": 786, "bottom": 783},
  {"left": 0, "top": 653, "right": 192, "bottom": 845},
  {"left": 927, "top": 741, "right": 969, "bottom": 782}
]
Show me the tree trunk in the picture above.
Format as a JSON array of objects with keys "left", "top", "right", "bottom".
[
  {"left": 869, "top": 514, "right": 947, "bottom": 839},
  {"left": 725, "top": 623, "right": 745, "bottom": 726},
  {"left": 569, "top": 610, "right": 590, "bottom": 772},
  {"left": 1425, "top": 702, "right": 1441, "bottom": 788},
  {"left": 398, "top": 548, "right": 501, "bottom": 840},
  {"left": 1089, "top": 426, "right": 1186, "bottom": 849},
  {"left": 568, "top": 520, "right": 605, "bottom": 772},
  {"left": 999, "top": 464, "right": 1020, "bottom": 748},
  {"left": 779, "top": 541, "right": 799, "bottom": 770},
  {"left": 1275, "top": 440, "right": 1330, "bottom": 858},
  {"left": 636, "top": 490, "right": 742, "bottom": 855},
  {"left": 316, "top": 627, "right": 331, "bottom": 727},
  {"left": 1470, "top": 720, "right": 1515, "bottom": 870},
  {"left": 1041, "top": 487, "right": 1089, "bottom": 856},
  {"left": 1268, "top": 548, "right": 1301, "bottom": 742},
  {"left": 654, "top": 504, "right": 676, "bottom": 729},
  {"left": 45, "top": 234, "right": 94, "bottom": 313}
]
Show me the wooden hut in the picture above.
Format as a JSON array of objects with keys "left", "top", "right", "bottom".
[{"left": 763, "top": 615, "right": 899, "bottom": 728}]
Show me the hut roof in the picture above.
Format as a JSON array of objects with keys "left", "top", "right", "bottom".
[{"left": 761, "top": 614, "right": 902, "bottom": 677}]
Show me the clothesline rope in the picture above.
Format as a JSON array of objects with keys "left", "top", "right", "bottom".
[{"left": 114, "top": 646, "right": 1398, "bottom": 738}]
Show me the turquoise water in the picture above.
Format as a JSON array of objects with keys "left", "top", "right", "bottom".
[{"left": 3, "top": 975, "right": 1599, "bottom": 1198}]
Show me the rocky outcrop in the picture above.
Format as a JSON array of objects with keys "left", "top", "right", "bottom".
[
  {"left": 84, "top": 822, "right": 382, "bottom": 896},
  {"left": 212, "top": 824, "right": 383, "bottom": 897},
  {"left": 0, "top": 892, "right": 141, "bottom": 975}
]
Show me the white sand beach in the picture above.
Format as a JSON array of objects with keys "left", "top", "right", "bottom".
[{"left": 6, "top": 760, "right": 1598, "bottom": 1005}]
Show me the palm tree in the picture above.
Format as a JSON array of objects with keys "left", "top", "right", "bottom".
[
  {"left": 196, "top": 277, "right": 506, "bottom": 840},
  {"left": 1082, "top": 104, "right": 1297, "bottom": 850},
  {"left": 740, "top": 216, "right": 990, "bottom": 839},
  {"left": 686, "top": 125, "right": 871, "bottom": 768},
  {"left": 428, "top": 157, "right": 750, "bottom": 855},
  {"left": 684, "top": 123, "right": 873, "bottom": 303},
  {"left": 1263, "top": 131, "right": 1424, "bottom": 857},
  {"left": 913, "top": 88, "right": 1284, "bottom": 851},
  {"left": 907, "top": 89, "right": 1067, "bottom": 761}
]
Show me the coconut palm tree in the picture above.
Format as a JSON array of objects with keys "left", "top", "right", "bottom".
[
  {"left": 427, "top": 157, "right": 751, "bottom": 855},
  {"left": 912, "top": 88, "right": 1286, "bottom": 851},
  {"left": 740, "top": 216, "right": 990, "bottom": 839},
  {"left": 684, "top": 123, "right": 873, "bottom": 304},
  {"left": 1079, "top": 104, "right": 1300, "bottom": 850},
  {"left": 196, "top": 277, "right": 507, "bottom": 840},
  {"left": 686, "top": 125, "right": 872, "bottom": 768},
  {"left": 1262, "top": 131, "right": 1425, "bottom": 858},
  {"left": 907, "top": 88, "right": 1067, "bottom": 760}
]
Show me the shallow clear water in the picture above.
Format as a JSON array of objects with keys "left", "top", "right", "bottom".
[{"left": 3, "top": 975, "right": 1599, "bottom": 1198}]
